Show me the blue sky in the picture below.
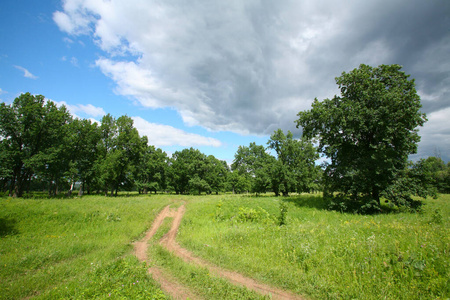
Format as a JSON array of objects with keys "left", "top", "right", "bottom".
[{"left": 1, "top": 0, "right": 449, "bottom": 163}]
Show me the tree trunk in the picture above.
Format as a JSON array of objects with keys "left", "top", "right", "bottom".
[
  {"left": 78, "top": 182, "right": 84, "bottom": 196},
  {"left": 13, "top": 166, "right": 24, "bottom": 198},
  {"left": 372, "top": 188, "right": 380, "bottom": 206},
  {"left": 67, "top": 179, "right": 74, "bottom": 196}
]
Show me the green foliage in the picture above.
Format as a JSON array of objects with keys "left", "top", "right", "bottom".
[
  {"left": 297, "top": 64, "right": 427, "bottom": 208},
  {"left": 278, "top": 201, "right": 288, "bottom": 225},
  {"left": 429, "top": 209, "right": 443, "bottom": 224},
  {"left": 231, "top": 135, "right": 320, "bottom": 196},
  {"left": 237, "top": 206, "right": 274, "bottom": 224},
  {"left": 231, "top": 142, "right": 273, "bottom": 194},
  {"left": 327, "top": 194, "right": 382, "bottom": 214},
  {"left": 135, "top": 143, "right": 168, "bottom": 194},
  {"left": 168, "top": 148, "right": 228, "bottom": 195},
  {"left": 0, "top": 93, "right": 72, "bottom": 197},
  {"left": 383, "top": 159, "right": 438, "bottom": 211},
  {"left": 421, "top": 156, "right": 450, "bottom": 193},
  {"left": 267, "top": 129, "right": 320, "bottom": 196},
  {"left": 97, "top": 114, "right": 144, "bottom": 196}
]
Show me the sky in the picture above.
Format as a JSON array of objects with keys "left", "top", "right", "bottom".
[{"left": 0, "top": 0, "right": 449, "bottom": 163}]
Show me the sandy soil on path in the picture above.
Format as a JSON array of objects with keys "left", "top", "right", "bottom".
[
  {"left": 135, "top": 204, "right": 305, "bottom": 300},
  {"left": 160, "top": 205, "right": 305, "bottom": 300},
  {"left": 134, "top": 205, "right": 199, "bottom": 300}
]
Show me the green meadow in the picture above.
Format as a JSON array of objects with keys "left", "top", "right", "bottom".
[
  {"left": 1, "top": 193, "right": 449, "bottom": 299},
  {"left": 0, "top": 195, "right": 172, "bottom": 299}
]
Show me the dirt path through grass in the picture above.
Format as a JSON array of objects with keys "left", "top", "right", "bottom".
[
  {"left": 135, "top": 204, "right": 304, "bottom": 299},
  {"left": 134, "top": 205, "right": 199, "bottom": 300}
]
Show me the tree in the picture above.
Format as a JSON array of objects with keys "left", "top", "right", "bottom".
[
  {"left": 96, "top": 114, "right": 143, "bottom": 196},
  {"left": 383, "top": 159, "right": 438, "bottom": 210},
  {"left": 66, "top": 119, "right": 101, "bottom": 195},
  {"left": 0, "top": 93, "right": 71, "bottom": 197},
  {"left": 296, "top": 64, "right": 427, "bottom": 207},
  {"left": 136, "top": 141, "right": 168, "bottom": 194},
  {"left": 168, "top": 148, "right": 208, "bottom": 194},
  {"left": 421, "top": 156, "right": 450, "bottom": 193},
  {"left": 204, "top": 155, "right": 229, "bottom": 194},
  {"left": 227, "top": 171, "right": 251, "bottom": 194},
  {"left": 267, "top": 129, "right": 319, "bottom": 196},
  {"left": 231, "top": 142, "right": 273, "bottom": 194}
]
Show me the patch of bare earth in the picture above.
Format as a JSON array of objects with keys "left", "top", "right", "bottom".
[
  {"left": 135, "top": 204, "right": 305, "bottom": 300},
  {"left": 134, "top": 205, "right": 199, "bottom": 300}
]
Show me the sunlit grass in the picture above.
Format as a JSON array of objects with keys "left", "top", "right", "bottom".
[
  {"left": 178, "top": 194, "right": 450, "bottom": 299},
  {"left": 1, "top": 193, "right": 448, "bottom": 299},
  {"left": 0, "top": 194, "right": 172, "bottom": 299}
]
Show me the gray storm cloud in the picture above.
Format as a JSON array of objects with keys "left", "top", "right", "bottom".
[{"left": 54, "top": 0, "right": 450, "bottom": 160}]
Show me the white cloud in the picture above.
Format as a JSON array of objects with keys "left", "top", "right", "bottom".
[
  {"left": 53, "top": 100, "right": 105, "bottom": 118},
  {"left": 70, "top": 56, "right": 79, "bottom": 67},
  {"left": 63, "top": 37, "right": 74, "bottom": 45},
  {"left": 54, "top": 0, "right": 450, "bottom": 160},
  {"left": 132, "top": 116, "right": 222, "bottom": 147},
  {"left": 14, "top": 65, "right": 38, "bottom": 79}
]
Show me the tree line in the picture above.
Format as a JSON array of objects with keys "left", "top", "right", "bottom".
[
  {"left": 1, "top": 64, "right": 449, "bottom": 212},
  {"left": 0, "top": 93, "right": 320, "bottom": 197}
]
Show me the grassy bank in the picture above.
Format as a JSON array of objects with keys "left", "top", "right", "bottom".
[
  {"left": 177, "top": 194, "right": 450, "bottom": 299},
  {"left": 0, "top": 194, "right": 172, "bottom": 299}
]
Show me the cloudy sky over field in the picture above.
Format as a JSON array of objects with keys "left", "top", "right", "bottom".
[{"left": 1, "top": 0, "right": 449, "bottom": 162}]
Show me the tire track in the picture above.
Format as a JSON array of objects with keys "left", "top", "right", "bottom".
[
  {"left": 134, "top": 205, "right": 199, "bottom": 300},
  {"left": 135, "top": 204, "right": 305, "bottom": 300}
]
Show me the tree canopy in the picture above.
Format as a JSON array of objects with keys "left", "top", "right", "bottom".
[{"left": 296, "top": 64, "right": 428, "bottom": 208}]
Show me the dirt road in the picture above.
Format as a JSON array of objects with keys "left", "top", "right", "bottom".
[{"left": 134, "top": 204, "right": 305, "bottom": 300}]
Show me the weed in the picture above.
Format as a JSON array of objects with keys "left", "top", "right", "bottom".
[
  {"left": 429, "top": 209, "right": 443, "bottom": 224},
  {"left": 278, "top": 201, "right": 288, "bottom": 226}
]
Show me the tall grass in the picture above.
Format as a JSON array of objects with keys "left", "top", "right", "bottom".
[
  {"left": 0, "top": 194, "right": 172, "bottom": 299},
  {"left": 177, "top": 194, "right": 450, "bottom": 299}
]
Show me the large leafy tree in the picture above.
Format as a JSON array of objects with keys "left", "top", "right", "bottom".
[
  {"left": 66, "top": 119, "right": 101, "bottom": 195},
  {"left": 267, "top": 129, "right": 320, "bottom": 196},
  {"left": 231, "top": 142, "right": 274, "bottom": 194},
  {"left": 136, "top": 140, "right": 168, "bottom": 194},
  {"left": 296, "top": 64, "right": 427, "bottom": 206},
  {"left": 168, "top": 148, "right": 208, "bottom": 194},
  {"left": 0, "top": 93, "right": 71, "bottom": 197},
  {"left": 96, "top": 114, "right": 143, "bottom": 196},
  {"left": 204, "top": 155, "right": 229, "bottom": 194}
]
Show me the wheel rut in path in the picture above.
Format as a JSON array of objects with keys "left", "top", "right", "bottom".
[
  {"left": 134, "top": 205, "right": 199, "bottom": 300},
  {"left": 135, "top": 204, "right": 305, "bottom": 300}
]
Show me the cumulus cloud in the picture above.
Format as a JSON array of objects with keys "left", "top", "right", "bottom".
[
  {"left": 54, "top": 0, "right": 450, "bottom": 158},
  {"left": 132, "top": 116, "right": 222, "bottom": 147},
  {"left": 14, "top": 65, "right": 38, "bottom": 79},
  {"left": 53, "top": 100, "right": 105, "bottom": 118}
]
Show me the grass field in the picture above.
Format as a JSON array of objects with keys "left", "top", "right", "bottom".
[
  {"left": 1, "top": 193, "right": 449, "bottom": 299},
  {"left": 176, "top": 194, "right": 450, "bottom": 299},
  {"left": 0, "top": 194, "right": 172, "bottom": 299}
]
